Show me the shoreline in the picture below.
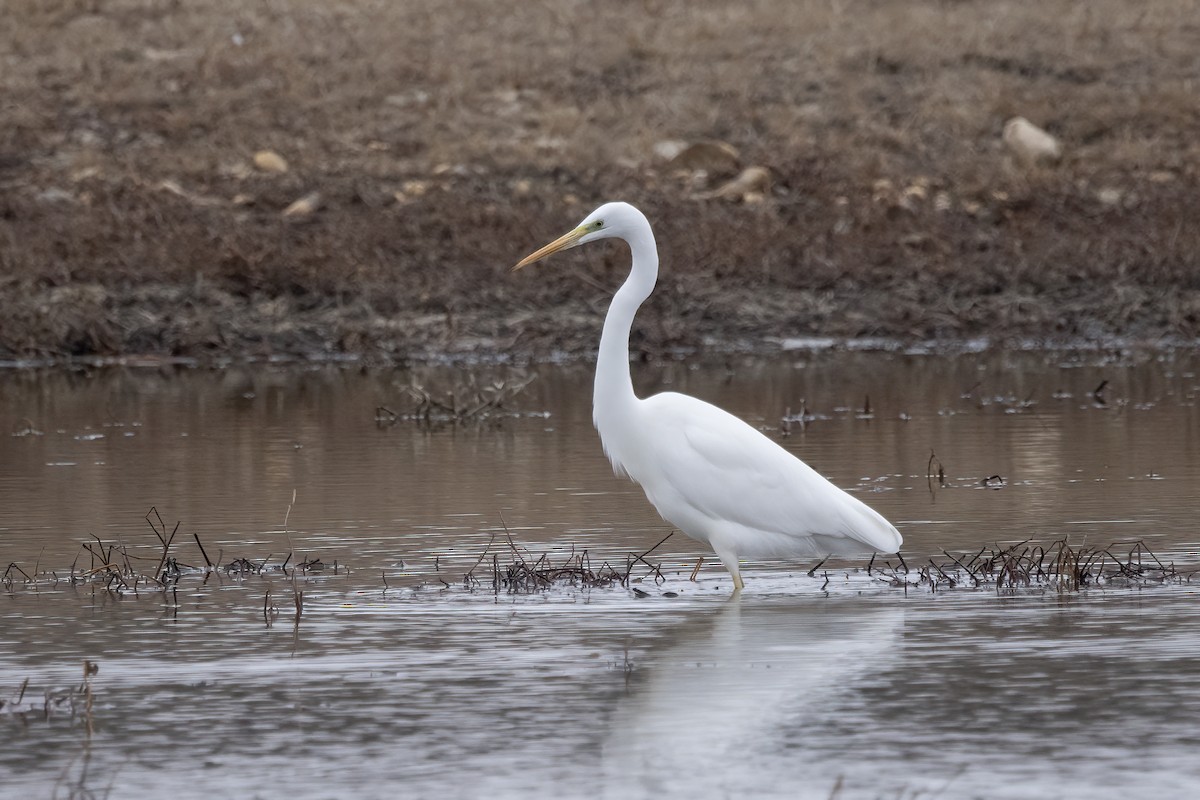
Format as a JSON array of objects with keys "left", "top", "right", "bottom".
[{"left": 3, "top": 330, "right": 1197, "bottom": 372}]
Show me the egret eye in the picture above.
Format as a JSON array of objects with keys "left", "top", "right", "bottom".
[{"left": 593, "top": 220, "right": 604, "bottom": 229}]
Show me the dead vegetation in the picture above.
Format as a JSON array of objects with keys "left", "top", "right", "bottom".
[
  {"left": 3, "top": 513, "right": 1191, "bottom": 603},
  {"left": 460, "top": 527, "right": 672, "bottom": 594},
  {"left": 871, "top": 539, "right": 1192, "bottom": 594},
  {"left": 464, "top": 542, "right": 626, "bottom": 595},
  {"left": 1, "top": 1, "right": 1199, "bottom": 362},
  {"left": 1, "top": 509, "right": 327, "bottom": 625}
]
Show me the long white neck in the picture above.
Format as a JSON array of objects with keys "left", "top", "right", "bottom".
[{"left": 593, "top": 212, "right": 658, "bottom": 442}]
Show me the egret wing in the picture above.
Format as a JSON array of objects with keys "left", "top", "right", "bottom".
[{"left": 638, "top": 393, "right": 900, "bottom": 554}]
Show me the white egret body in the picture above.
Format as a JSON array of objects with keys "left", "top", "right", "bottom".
[{"left": 516, "top": 202, "right": 902, "bottom": 590}]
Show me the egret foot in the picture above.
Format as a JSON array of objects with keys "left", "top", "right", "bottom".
[{"left": 732, "top": 572, "right": 745, "bottom": 593}]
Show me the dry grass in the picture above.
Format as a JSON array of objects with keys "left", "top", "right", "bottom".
[
  {"left": 1, "top": 508, "right": 330, "bottom": 613},
  {"left": 464, "top": 544, "right": 627, "bottom": 595},
  {"left": 873, "top": 539, "right": 1193, "bottom": 593},
  {"left": 2, "top": 0, "right": 1199, "bottom": 360},
  {"left": 461, "top": 526, "right": 632, "bottom": 594}
]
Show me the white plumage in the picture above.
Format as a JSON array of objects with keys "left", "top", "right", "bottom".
[{"left": 516, "top": 202, "right": 902, "bottom": 590}]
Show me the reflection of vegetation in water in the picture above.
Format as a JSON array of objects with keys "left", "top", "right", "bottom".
[
  {"left": 1, "top": 660, "right": 97, "bottom": 734},
  {"left": 3, "top": 660, "right": 108, "bottom": 799},
  {"left": 375, "top": 373, "right": 537, "bottom": 426}
]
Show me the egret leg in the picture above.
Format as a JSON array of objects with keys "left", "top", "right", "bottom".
[{"left": 714, "top": 548, "right": 744, "bottom": 593}]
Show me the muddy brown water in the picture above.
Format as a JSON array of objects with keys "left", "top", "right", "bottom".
[{"left": 1, "top": 349, "right": 1199, "bottom": 799}]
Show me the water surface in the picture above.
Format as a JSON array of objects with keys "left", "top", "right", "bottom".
[{"left": 1, "top": 350, "right": 1198, "bottom": 798}]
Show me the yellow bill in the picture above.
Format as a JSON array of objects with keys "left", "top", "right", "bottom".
[{"left": 513, "top": 226, "right": 588, "bottom": 271}]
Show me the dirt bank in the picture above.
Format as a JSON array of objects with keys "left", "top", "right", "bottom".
[{"left": 2, "top": 0, "right": 1198, "bottom": 362}]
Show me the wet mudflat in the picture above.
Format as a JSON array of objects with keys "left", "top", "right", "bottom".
[{"left": 1, "top": 349, "right": 1199, "bottom": 798}]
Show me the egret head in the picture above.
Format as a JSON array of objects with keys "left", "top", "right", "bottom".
[{"left": 513, "top": 202, "right": 641, "bottom": 270}]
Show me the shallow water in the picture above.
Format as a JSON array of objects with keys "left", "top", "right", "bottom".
[{"left": 1, "top": 350, "right": 1199, "bottom": 798}]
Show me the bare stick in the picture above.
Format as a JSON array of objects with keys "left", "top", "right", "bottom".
[
  {"left": 145, "top": 506, "right": 167, "bottom": 545},
  {"left": 282, "top": 489, "right": 299, "bottom": 567},
  {"left": 623, "top": 531, "right": 674, "bottom": 586},
  {"left": 193, "top": 533, "right": 213, "bottom": 570},
  {"left": 465, "top": 530, "right": 498, "bottom": 582},
  {"left": 31, "top": 544, "right": 45, "bottom": 582},
  {"left": 153, "top": 520, "right": 180, "bottom": 583},
  {"left": 928, "top": 559, "right": 957, "bottom": 587},
  {"left": 283, "top": 489, "right": 296, "bottom": 536}
]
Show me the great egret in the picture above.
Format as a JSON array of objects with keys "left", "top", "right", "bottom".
[{"left": 515, "top": 202, "right": 902, "bottom": 591}]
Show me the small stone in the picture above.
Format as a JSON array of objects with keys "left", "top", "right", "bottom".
[
  {"left": 224, "top": 161, "right": 254, "bottom": 181},
  {"left": 282, "top": 191, "right": 321, "bottom": 218},
  {"left": 696, "top": 166, "right": 770, "bottom": 202},
  {"left": 667, "top": 140, "right": 740, "bottom": 175},
  {"left": 158, "top": 180, "right": 188, "bottom": 198},
  {"left": 143, "top": 47, "right": 191, "bottom": 62},
  {"left": 158, "top": 180, "right": 220, "bottom": 206},
  {"left": 1002, "top": 117, "right": 1062, "bottom": 165},
  {"left": 253, "top": 150, "right": 289, "bottom": 173},
  {"left": 871, "top": 179, "right": 895, "bottom": 204},
  {"left": 401, "top": 180, "right": 429, "bottom": 197},
  {"left": 385, "top": 90, "right": 430, "bottom": 108},
  {"left": 652, "top": 139, "right": 689, "bottom": 161},
  {"left": 37, "top": 187, "right": 74, "bottom": 204},
  {"left": 533, "top": 136, "right": 566, "bottom": 152}
]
